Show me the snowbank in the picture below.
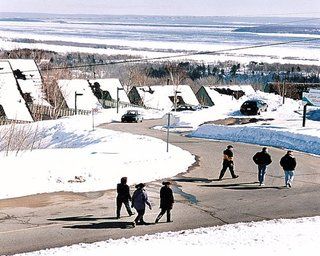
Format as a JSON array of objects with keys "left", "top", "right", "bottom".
[
  {"left": 190, "top": 124, "right": 320, "bottom": 155},
  {"left": 14, "top": 216, "right": 320, "bottom": 255}
]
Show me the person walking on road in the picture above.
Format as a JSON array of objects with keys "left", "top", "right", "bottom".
[
  {"left": 280, "top": 151, "right": 297, "bottom": 188},
  {"left": 116, "top": 177, "right": 134, "bottom": 219},
  {"left": 253, "top": 147, "right": 272, "bottom": 186},
  {"left": 155, "top": 181, "right": 174, "bottom": 223},
  {"left": 132, "top": 183, "right": 152, "bottom": 225},
  {"left": 218, "top": 145, "right": 239, "bottom": 180}
]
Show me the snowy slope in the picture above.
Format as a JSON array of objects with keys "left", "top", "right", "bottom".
[
  {"left": 6, "top": 59, "right": 51, "bottom": 106},
  {"left": 0, "top": 61, "right": 33, "bottom": 121},
  {"left": 0, "top": 109, "right": 194, "bottom": 199},
  {"left": 58, "top": 79, "right": 102, "bottom": 110}
]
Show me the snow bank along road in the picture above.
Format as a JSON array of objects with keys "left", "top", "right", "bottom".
[{"left": 0, "top": 118, "right": 320, "bottom": 255}]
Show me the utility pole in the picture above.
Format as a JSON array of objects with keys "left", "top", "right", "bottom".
[
  {"left": 166, "top": 113, "right": 171, "bottom": 152},
  {"left": 282, "top": 81, "right": 285, "bottom": 104}
]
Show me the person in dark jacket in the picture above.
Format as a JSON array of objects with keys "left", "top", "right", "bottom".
[
  {"left": 116, "top": 177, "right": 134, "bottom": 219},
  {"left": 280, "top": 151, "right": 297, "bottom": 188},
  {"left": 155, "top": 181, "right": 174, "bottom": 223},
  {"left": 132, "top": 183, "right": 152, "bottom": 225},
  {"left": 218, "top": 145, "right": 239, "bottom": 180},
  {"left": 253, "top": 147, "right": 272, "bottom": 186}
]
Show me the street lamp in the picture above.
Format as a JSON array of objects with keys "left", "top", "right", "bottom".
[
  {"left": 74, "top": 91, "right": 83, "bottom": 115},
  {"left": 116, "top": 87, "right": 124, "bottom": 113}
]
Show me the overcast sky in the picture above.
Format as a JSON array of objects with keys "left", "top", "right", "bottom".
[{"left": 1, "top": 0, "right": 320, "bottom": 17}]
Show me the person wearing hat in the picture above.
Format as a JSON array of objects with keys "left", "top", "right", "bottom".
[
  {"left": 131, "top": 183, "right": 152, "bottom": 225},
  {"left": 116, "top": 177, "right": 134, "bottom": 219},
  {"left": 218, "top": 145, "right": 239, "bottom": 180},
  {"left": 155, "top": 181, "right": 174, "bottom": 223},
  {"left": 280, "top": 150, "right": 297, "bottom": 188},
  {"left": 253, "top": 147, "right": 272, "bottom": 186}
]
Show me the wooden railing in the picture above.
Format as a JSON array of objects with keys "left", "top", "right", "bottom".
[
  {"left": 29, "top": 104, "right": 91, "bottom": 121},
  {"left": 0, "top": 118, "right": 32, "bottom": 126}
]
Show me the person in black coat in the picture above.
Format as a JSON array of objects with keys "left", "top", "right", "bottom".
[
  {"left": 116, "top": 177, "right": 134, "bottom": 219},
  {"left": 280, "top": 151, "right": 297, "bottom": 188},
  {"left": 253, "top": 147, "right": 272, "bottom": 186},
  {"left": 218, "top": 145, "right": 239, "bottom": 180},
  {"left": 155, "top": 181, "right": 174, "bottom": 223}
]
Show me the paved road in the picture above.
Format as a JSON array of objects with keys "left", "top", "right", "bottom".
[{"left": 1, "top": 118, "right": 320, "bottom": 255}]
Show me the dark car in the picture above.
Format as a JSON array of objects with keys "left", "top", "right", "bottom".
[
  {"left": 121, "top": 110, "right": 143, "bottom": 123},
  {"left": 240, "top": 100, "right": 268, "bottom": 115}
]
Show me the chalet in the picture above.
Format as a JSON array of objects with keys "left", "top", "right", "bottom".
[
  {"left": 128, "top": 85, "right": 199, "bottom": 111},
  {"left": 5, "top": 59, "right": 51, "bottom": 107},
  {"left": 58, "top": 79, "right": 129, "bottom": 110},
  {"left": 196, "top": 85, "right": 255, "bottom": 106},
  {"left": 0, "top": 61, "right": 34, "bottom": 121},
  {"left": 87, "top": 79, "right": 130, "bottom": 105},
  {"left": 58, "top": 79, "right": 102, "bottom": 111}
]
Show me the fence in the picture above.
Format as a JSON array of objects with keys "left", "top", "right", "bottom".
[
  {"left": 29, "top": 104, "right": 91, "bottom": 121},
  {"left": 101, "top": 99, "right": 161, "bottom": 111},
  {"left": 0, "top": 118, "right": 32, "bottom": 126}
]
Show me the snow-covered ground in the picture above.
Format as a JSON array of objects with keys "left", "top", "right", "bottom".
[
  {"left": 0, "top": 108, "right": 193, "bottom": 199},
  {"left": 14, "top": 216, "right": 320, "bottom": 256},
  {"left": 168, "top": 90, "right": 320, "bottom": 155},
  {"left": 1, "top": 88, "right": 319, "bottom": 255}
]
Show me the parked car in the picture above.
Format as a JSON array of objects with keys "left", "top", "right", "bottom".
[
  {"left": 172, "top": 104, "right": 197, "bottom": 112},
  {"left": 121, "top": 110, "right": 143, "bottom": 123},
  {"left": 240, "top": 100, "right": 268, "bottom": 115}
]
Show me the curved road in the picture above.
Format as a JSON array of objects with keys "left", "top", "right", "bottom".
[{"left": 0, "top": 118, "right": 320, "bottom": 254}]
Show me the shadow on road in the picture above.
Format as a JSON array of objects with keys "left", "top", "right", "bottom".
[
  {"left": 48, "top": 215, "right": 119, "bottom": 222},
  {"left": 172, "top": 177, "right": 214, "bottom": 183},
  {"left": 64, "top": 221, "right": 136, "bottom": 229},
  {"left": 200, "top": 182, "right": 284, "bottom": 190}
]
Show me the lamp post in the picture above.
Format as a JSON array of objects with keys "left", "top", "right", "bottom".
[
  {"left": 116, "top": 87, "right": 124, "bottom": 113},
  {"left": 74, "top": 91, "right": 83, "bottom": 115}
]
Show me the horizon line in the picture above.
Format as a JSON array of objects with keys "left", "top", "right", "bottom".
[{"left": 0, "top": 11, "right": 319, "bottom": 20}]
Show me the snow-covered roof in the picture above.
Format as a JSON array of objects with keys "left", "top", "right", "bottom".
[
  {"left": 5, "top": 59, "right": 51, "bottom": 106},
  {"left": 0, "top": 61, "right": 33, "bottom": 121},
  {"left": 58, "top": 79, "right": 102, "bottom": 111},
  {"left": 214, "top": 84, "right": 255, "bottom": 95},
  {"left": 202, "top": 86, "right": 236, "bottom": 106},
  {"left": 136, "top": 85, "right": 199, "bottom": 111},
  {"left": 87, "top": 78, "right": 129, "bottom": 103}
]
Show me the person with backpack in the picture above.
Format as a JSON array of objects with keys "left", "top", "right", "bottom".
[
  {"left": 280, "top": 151, "right": 297, "bottom": 188},
  {"left": 218, "top": 145, "right": 239, "bottom": 180},
  {"left": 132, "top": 183, "right": 152, "bottom": 225},
  {"left": 155, "top": 181, "right": 174, "bottom": 223},
  {"left": 116, "top": 177, "right": 134, "bottom": 219},
  {"left": 253, "top": 147, "right": 272, "bottom": 186}
]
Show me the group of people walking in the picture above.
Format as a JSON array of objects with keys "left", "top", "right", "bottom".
[
  {"left": 219, "top": 145, "right": 297, "bottom": 188},
  {"left": 116, "top": 178, "right": 174, "bottom": 225},
  {"left": 116, "top": 145, "right": 297, "bottom": 225}
]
